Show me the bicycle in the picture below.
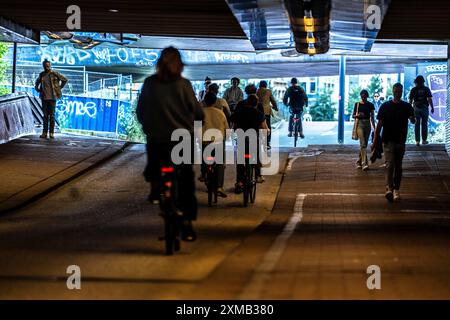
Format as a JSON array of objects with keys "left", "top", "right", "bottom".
[
  {"left": 242, "top": 153, "right": 257, "bottom": 207},
  {"left": 205, "top": 156, "right": 218, "bottom": 207},
  {"left": 159, "top": 166, "right": 182, "bottom": 255},
  {"left": 293, "top": 113, "right": 300, "bottom": 147}
]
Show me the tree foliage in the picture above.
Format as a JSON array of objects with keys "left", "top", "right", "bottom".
[
  {"left": 0, "top": 42, "right": 10, "bottom": 95},
  {"left": 310, "top": 87, "right": 336, "bottom": 121}
]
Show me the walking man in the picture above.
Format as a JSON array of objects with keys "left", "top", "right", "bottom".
[
  {"left": 35, "top": 59, "right": 67, "bottom": 139},
  {"left": 408, "top": 75, "right": 434, "bottom": 146},
  {"left": 283, "top": 78, "right": 308, "bottom": 138},
  {"left": 372, "top": 83, "right": 415, "bottom": 202}
]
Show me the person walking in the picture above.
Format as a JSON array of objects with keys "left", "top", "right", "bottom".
[
  {"left": 257, "top": 80, "right": 278, "bottom": 149},
  {"left": 34, "top": 59, "right": 67, "bottom": 139},
  {"left": 372, "top": 83, "right": 415, "bottom": 202},
  {"left": 408, "top": 75, "right": 434, "bottom": 146},
  {"left": 223, "top": 77, "right": 244, "bottom": 112},
  {"left": 353, "top": 89, "right": 376, "bottom": 171},
  {"left": 136, "top": 46, "right": 204, "bottom": 241},
  {"left": 283, "top": 78, "right": 308, "bottom": 138}
]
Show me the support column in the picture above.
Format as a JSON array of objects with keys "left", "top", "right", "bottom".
[
  {"left": 338, "top": 55, "right": 346, "bottom": 144},
  {"left": 11, "top": 42, "right": 17, "bottom": 94}
]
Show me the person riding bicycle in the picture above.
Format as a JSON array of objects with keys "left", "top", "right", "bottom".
[
  {"left": 283, "top": 78, "right": 308, "bottom": 138},
  {"left": 199, "top": 92, "right": 229, "bottom": 198},
  {"left": 136, "top": 46, "right": 204, "bottom": 242},
  {"left": 231, "top": 84, "right": 269, "bottom": 193}
]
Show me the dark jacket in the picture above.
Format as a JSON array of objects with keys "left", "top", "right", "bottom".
[
  {"left": 283, "top": 85, "right": 308, "bottom": 112},
  {"left": 136, "top": 75, "right": 204, "bottom": 143}
]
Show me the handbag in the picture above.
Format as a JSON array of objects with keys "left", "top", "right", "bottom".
[{"left": 351, "top": 102, "right": 359, "bottom": 140}]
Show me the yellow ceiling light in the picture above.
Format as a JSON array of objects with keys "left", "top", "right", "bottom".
[
  {"left": 307, "top": 46, "right": 316, "bottom": 55},
  {"left": 304, "top": 17, "right": 314, "bottom": 32},
  {"left": 306, "top": 33, "right": 315, "bottom": 44}
]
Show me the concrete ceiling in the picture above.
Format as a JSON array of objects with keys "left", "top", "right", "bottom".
[
  {"left": 0, "top": 0, "right": 245, "bottom": 38},
  {"left": 378, "top": 0, "right": 450, "bottom": 41}
]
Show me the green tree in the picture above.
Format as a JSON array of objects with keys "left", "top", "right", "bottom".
[
  {"left": 385, "top": 77, "right": 394, "bottom": 99},
  {"left": 310, "top": 86, "right": 336, "bottom": 121},
  {"left": 367, "top": 75, "right": 383, "bottom": 97},
  {"left": 347, "top": 85, "right": 362, "bottom": 118},
  {"left": 0, "top": 42, "right": 10, "bottom": 95}
]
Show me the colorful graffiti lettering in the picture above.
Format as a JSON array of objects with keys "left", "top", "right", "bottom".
[
  {"left": 58, "top": 97, "right": 97, "bottom": 118},
  {"left": 56, "top": 96, "right": 119, "bottom": 133}
]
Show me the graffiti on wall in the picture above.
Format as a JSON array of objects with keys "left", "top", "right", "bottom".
[
  {"left": 56, "top": 95, "right": 119, "bottom": 132},
  {"left": 418, "top": 63, "right": 447, "bottom": 124},
  {"left": 38, "top": 45, "right": 160, "bottom": 66}
]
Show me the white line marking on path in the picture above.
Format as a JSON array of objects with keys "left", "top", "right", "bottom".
[
  {"left": 239, "top": 193, "right": 306, "bottom": 299},
  {"left": 239, "top": 191, "right": 444, "bottom": 299}
]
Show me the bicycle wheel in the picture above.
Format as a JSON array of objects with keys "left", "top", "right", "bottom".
[
  {"left": 250, "top": 165, "right": 257, "bottom": 203},
  {"left": 164, "top": 215, "right": 174, "bottom": 255},
  {"left": 243, "top": 165, "right": 249, "bottom": 207},
  {"left": 294, "top": 120, "right": 299, "bottom": 147}
]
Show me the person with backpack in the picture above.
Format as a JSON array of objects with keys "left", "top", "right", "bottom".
[
  {"left": 283, "top": 78, "right": 308, "bottom": 138},
  {"left": 408, "top": 75, "right": 434, "bottom": 146}
]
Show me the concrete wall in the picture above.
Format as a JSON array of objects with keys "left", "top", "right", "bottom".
[{"left": 0, "top": 92, "right": 36, "bottom": 144}]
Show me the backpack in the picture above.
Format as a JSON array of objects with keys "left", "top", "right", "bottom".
[{"left": 289, "top": 87, "right": 306, "bottom": 112}]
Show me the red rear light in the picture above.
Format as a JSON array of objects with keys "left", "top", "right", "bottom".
[
  {"left": 245, "top": 154, "right": 251, "bottom": 159},
  {"left": 161, "top": 167, "right": 174, "bottom": 173},
  {"left": 206, "top": 156, "right": 215, "bottom": 161}
]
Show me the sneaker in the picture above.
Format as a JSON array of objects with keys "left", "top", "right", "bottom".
[
  {"left": 385, "top": 189, "right": 394, "bottom": 203},
  {"left": 300, "top": 133, "right": 305, "bottom": 139},
  {"left": 256, "top": 176, "right": 265, "bottom": 183},
  {"left": 49, "top": 133, "right": 55, "bottom": 139},
  {"left": 39, "top": 133, "right": 47, "bottom": 139},
  {"left": 356, "top": 164, "right": 362, "bottom": 169},
  {"left": 422, "top": 141, "right": 429, "bottom": 145},
  {"left": 362, "top": 165, "right": 369, "bottom": 171},
  {"left": 393, "top": 190, "right": 400, "bottom": 201},
  {"left": 416, "top": 141, "right": 420, "bottom": 146},
  {"left": 288, "top": 132, "right": 293, "bottom": 137},
  {"left": 217, "top": 188, "right": 227, "bottom": 198}
]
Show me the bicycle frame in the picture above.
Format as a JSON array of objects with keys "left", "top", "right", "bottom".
[
  {"left": 293, "top": 114, "right": 300, "bottom": 147},
  {"left": 160, "top": 166, "right": 182, "bottom": 255},
  {"left": 205, "top": 156, "right": 218, "bottom": 206},
  {"left": 242, "top": 153, "right": 257, "bottom": 207}
]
